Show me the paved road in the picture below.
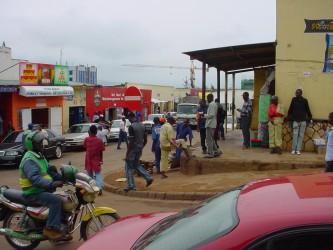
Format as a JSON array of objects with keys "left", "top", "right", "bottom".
[{"left": 0, "top": 136, "right": 198, "bottom": 250}]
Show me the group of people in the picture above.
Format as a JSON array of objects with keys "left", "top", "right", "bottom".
[
  {"left": 196, "top": 94, "right": 225, "bottom": 158},
  {"left": 266, "top": 89, "right": 312, "bottom": 156},
  {"left": 122, "top": 112, "right": 194, "bottom": 191}
]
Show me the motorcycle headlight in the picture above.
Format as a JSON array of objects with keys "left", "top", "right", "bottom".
[
  {"left": 5, "top": 151, "right": 19, "bottom": 156},
  {"left": 83, "top": 193, "right": 96, "bottom": 202}
]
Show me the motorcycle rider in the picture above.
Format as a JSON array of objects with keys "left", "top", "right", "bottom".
[{"left": 19, "top": 131, "right": 65, "bottom": 241}]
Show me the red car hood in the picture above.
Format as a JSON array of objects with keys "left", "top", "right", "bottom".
[{"left": 78, "top": 212, "right": 176, "bottom": 250}]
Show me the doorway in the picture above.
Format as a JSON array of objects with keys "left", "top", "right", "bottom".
[
  {"left": 32, "top": 108, "right": 49, "bottom": 128},
  {"left": 69, "top": 106, "right": 85, "bottom": 126}
]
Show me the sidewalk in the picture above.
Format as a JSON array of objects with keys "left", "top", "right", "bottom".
[{"left": 103, "top": 130, "right": 326, "bottom": 201}]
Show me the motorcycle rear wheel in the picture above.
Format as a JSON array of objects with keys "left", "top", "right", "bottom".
[
  {"left": 3, "top": 211, "right": 40, "bottom": 250},
  {"left": 80, "top": 212, "right": 120, "bottom": 240}
]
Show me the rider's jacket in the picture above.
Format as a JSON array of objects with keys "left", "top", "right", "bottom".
[{"left": 19, "top": 151, "right": 52, "bottom": 195}]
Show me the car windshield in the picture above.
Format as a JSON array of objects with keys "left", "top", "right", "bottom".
[
  {"left": 111, "top": 120, "right": 121, "bottom": 128},
  {"left": 132, "top": 187, "right": 241, "bottom": 250},
  {"left": 2, "top": 131, "right": 24, "bottom": 143},
  {"left": 67, "top": 125, "right": 90, "bottom": 133},
  {"left": 147, "top": 115, "right": 160, "bottom": 121},
  {"left": 177, "top": 105, "right": 197, "bottom": 114}
]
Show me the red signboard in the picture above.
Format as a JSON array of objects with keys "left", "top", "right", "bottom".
[{"left": 124, "top": 86, "right": 143, "bottom": 110}]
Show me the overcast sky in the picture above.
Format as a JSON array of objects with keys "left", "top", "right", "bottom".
[{"left": 1, "top": 0, "right": 276, "bottom": 88}]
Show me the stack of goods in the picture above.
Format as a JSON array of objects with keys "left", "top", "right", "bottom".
[
  {"left": 261, "top": 140, "right": 269, "bottom": 148},
  {"left": 251, "top": 139, "right": 262, "bottom": 147}
]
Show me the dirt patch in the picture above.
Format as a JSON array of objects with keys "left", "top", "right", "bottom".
[{"left": 104, "top": 168, "right": 322, "bottom": 193}]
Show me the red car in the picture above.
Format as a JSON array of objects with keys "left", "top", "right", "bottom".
[{"left": 78, "top": 173, "right": 333, "bottom": 250}]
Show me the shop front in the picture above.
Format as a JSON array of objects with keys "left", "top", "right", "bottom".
[
  {"left": 86, "top": 86, "right": 152, "bottom": 122},
  {"left": 5, "top": 62, "right": 75, "bottom": 135},
  {"left": 11, "top": 85, "right": 74, "bottom": 135}
]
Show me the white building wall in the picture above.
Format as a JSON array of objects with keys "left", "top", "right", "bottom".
[{"left": 0, "top": 44, "right": 21, "bottom": 81}]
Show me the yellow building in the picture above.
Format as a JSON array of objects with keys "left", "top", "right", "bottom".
[{"left": 276, "top": 0, "right": 333, "bottom": 119}]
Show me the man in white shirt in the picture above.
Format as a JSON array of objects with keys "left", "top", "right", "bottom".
[
  {"left": 323, "top": 112, "right": 333, "bottom": 172},
  {"left": 203, "top": 94, "right": 221, "bottom": 158},
  {"left": 117, "top": 117, "right": 128, "bottom": 149}
]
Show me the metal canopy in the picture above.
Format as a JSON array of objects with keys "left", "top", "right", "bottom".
[{"left": 183, "top": 41, "right": 276, "bottom": 73}]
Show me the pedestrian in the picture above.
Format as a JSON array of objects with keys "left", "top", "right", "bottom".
[
  {"left": 215, "top": 98, "right": 226, "bottom": 144},
  {"left": 135, "top": 111, "right": 141, "bottom": 122},
  {"left": 288, "top": 89, "right": 312, "bottom": 155},
  {"left": 196, "top": 99, "right": 208, "bottom": 154},
  {"left": 97, "top": 125, "right": 107, "bottom": 146},
  {"left": 203, "top": 93, "right": 221, "bottom": 158},
  {"left": 117, "top": 117, "right": 128, "bottom": 149},
  {"left": 92, "top": 112, "right": 99, "bottom": 123},
  {"left": 175, "top": 118, "right": 193, "bottom": 160},
  {"left": 99, "top": 111, "right": 104, "bottom": 122},
  {"left": 85, "top": 113, "right": 91, "bottom": 123},
  {"left": 84, "top": 125, "right": 105, "bottom": 195},
  {"left": 237, "top": 92, "right": 253, "bottom": 149},
  {"left": 323, "top": 112, "right": 333, "bottom": 172},
  {"left": 6, "top": 120, "right": 15, "bottom": 135},
  {"left": 267, "top": 96, "right": 285, "bottom": 155},
  {"left": 124, "top": 112, "right": 153, "bottom": 191},
  {"left": 37, "top": 124, "right": 49, "bottom": 159},
  {"left": 160, "top": 116, "right": 195, "bottom": 178},
  {"left": 151, "top": 117, "right": 162, "bottom": 174},
  {"left": 22, "top": 123, "right": 34, "bottom": 150}
]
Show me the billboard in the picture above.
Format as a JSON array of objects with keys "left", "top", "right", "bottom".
[
  {"left": 19, "top": 62, "right": 69, "bottom": 86},
  {"left": 323, "top": 34, "right": 333, "bottom": 73}
]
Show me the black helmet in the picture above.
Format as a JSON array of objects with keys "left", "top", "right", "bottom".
[{"left": 25, "top": 131, "right": 47, "bottom": 153}]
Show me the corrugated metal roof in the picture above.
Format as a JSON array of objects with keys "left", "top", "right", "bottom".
[{"left": 183, "top": 41, "right": 276, "bottom": 73}]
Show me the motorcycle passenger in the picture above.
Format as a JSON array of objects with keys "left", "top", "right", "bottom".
[{"left": 19, "top": 131, "right": 65, "bottom": 241}]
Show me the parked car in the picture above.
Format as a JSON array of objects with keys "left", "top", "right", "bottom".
[
  {"left": 0, "top": 129, "right": 66, "bottom": 168},
  {"left": 142, "top": 114, "right": 166, "bottom": 133},
  {"left": 63, "top": 123, "right": 109, "bottom": 150},
  {"left": 107, "top": 119, "right": 131, "bottom": 141},
  {"left": 77, "top": 172, "right": 333, "bottom": 250}
]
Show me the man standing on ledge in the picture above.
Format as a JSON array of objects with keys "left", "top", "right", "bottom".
[
  {"left": 196, "top": 99, "right": 208, "bottom": 154},
  {"left": 203, "top": 93, "right": 221, "bottom": 158},
  {"left": 322, "top": 112, "right": 333, "bottom": 172},
  {"left": 268, "top": 96, "right": 285, "bottom": 155},
  {"left": 288, "top": 89, "right": 312, "bottom": 155},
  {"left": 237, "top": 92, "right": 253, "bottom": 149}
]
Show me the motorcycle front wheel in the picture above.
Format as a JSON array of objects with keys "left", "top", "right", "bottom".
[
  {"left": 3, "top": 211, "right": 40, "bottom": 250},
  {"left": 80, "top": 212, "right": 120, "bottom": 240}
]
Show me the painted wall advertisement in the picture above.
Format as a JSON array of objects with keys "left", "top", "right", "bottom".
[
  {"left": 323, "top": 34, "right": 333, "bottom": 73},
  {"left": 19, "top": 62, "right": 69, "bottom": 85}
]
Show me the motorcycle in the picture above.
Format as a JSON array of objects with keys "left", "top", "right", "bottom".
[{"left": 0, "top": 164, "right": 120, "bottom": 250}]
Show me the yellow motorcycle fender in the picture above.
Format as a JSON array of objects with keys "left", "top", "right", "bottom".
[{"left": 82, "top": 207, "right": 117, "bottom": 222}]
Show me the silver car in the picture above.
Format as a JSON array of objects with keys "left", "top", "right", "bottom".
[
  {"left": 142, "top": 114, "right": 166, "bottom": 133},
  {"left": 107, "top": 119, "right": 131, "bottom": 140},
  {"left": 63, "top": 123, "right": 109, "bottom": 150}
]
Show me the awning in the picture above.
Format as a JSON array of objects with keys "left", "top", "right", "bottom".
[
  {"left": 0, "top": 86, "right": 17, "bottom": 92},
  {"left": 19, "top": 86, "right": 74, "bottom": 97},
  {"left": 151, "top": 98, "right": 167, "bottom": 104}
]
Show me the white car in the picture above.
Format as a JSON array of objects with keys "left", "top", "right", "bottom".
[
  {"left": 142, "top": 114, "right": 166, "bottom": 133},
  {"left": 63, "top": 123, "right": 110, "bottom": 149},
  {"left": 107, "top": 119, "right": 131, "bottom": 140}
]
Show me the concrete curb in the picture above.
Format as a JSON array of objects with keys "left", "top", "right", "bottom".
[{"left": 103, "top": 182, "right": 218, "bottom": 201}]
